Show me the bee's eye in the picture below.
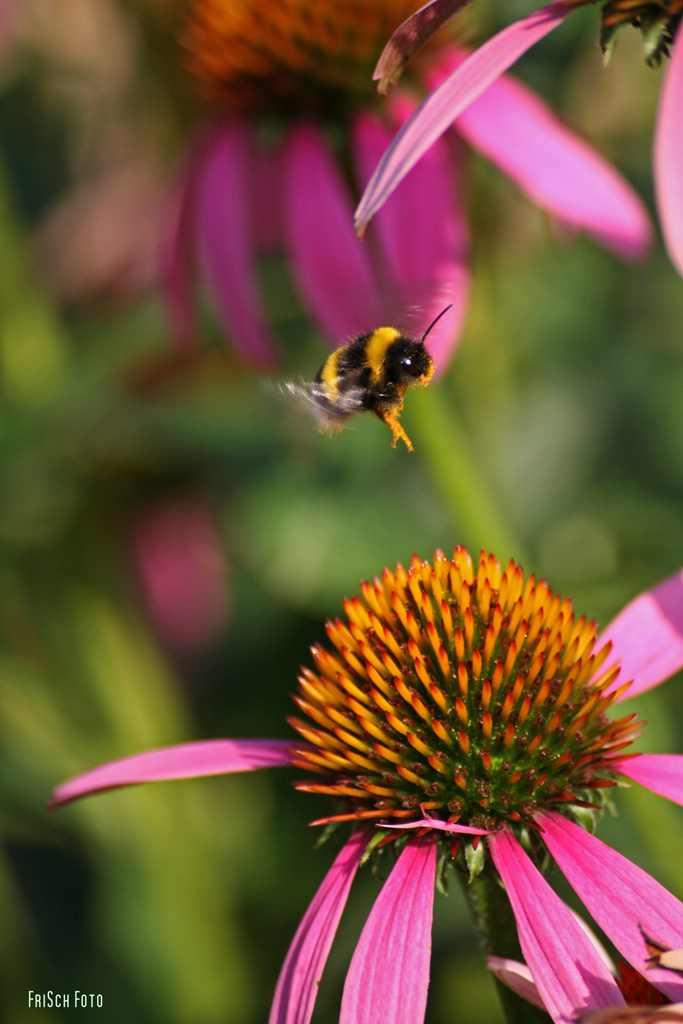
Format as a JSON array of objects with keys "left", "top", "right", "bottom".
[{"left": 401, "top": 357, "right": 412, "bottom": 367}]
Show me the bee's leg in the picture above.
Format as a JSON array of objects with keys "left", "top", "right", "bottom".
[{"left": 374, "top": 407, "right": 414, "bottom": 452}]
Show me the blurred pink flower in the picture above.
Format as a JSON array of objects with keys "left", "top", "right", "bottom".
[
  {"left": 132, "top": 499, "right": 229, "bottom": 653},
  {"left": 35, "top": 159, "right": 166, "bottom": 305},
  {"left": 357, "top": 0, "right": 683, "bottom": 273},
  {"left": 165, "top": 0, "right": 652, "bottom": 375},
  {"left": 487, "top": 947, "right": 682, "bottom": 1017},
  {"left": 49, "top": 554, "right": 683, "bottom": 1024}
]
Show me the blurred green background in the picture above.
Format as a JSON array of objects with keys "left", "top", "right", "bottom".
[{"left": 2, "top": 1, "right": 683, "bottom": 1022}]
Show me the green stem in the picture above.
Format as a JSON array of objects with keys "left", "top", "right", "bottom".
[
  {"left": 406, "top": 385, "right": 527, "bottom": 567},
  {"left": 458, "top": 863, "right": 551, "bottom": 1024}
]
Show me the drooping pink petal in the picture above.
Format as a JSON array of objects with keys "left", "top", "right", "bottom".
[
  {"left": 381, "top": 817, "right": 491, "bottom": 833},
  {"left": 489, "top": 828, "right": 624, "bottom": 1022},
  {"left": 486, "top": 956, "right": 548, "bottom": 1010},
  {"left": 654, "top": 24, "right": 683, "bottom": 278},
  {"left": 160, "top": 125, "right": 222, "bottom": 350},
  {"left": 269, "top": 830, "right": 366, "bottom": 1024},
  {"left": 614, "top": 754, "right": 683, "bottom": 809},
  {"left": 284, "top": 122, "right": 383, "bottom": 344},
  {"left": 160, "top": 177, "right": 198, "bottom": 349},
  {"left": 352, "top": 102, "right": 470, "bottom": 373},
  {"left": 49, "top": 739, "right": 295, "bottom": 809},
  {"left": 132, "top": 499, "right": 229, "bottom": 653},
  {"left": 194, "top": 118, "right": 278, "bottom": 367},
  {"left": 252, "top": 142, "right": 286, "bottom": 255},
  {"left": 598, "top": 566, "right": 683, "bottom": 700},
  {"left": 539, "top": 811, "right": 683, "bottom": 1002},
  {"left": 340, "top": 835, "right": 436, "bottom": 1024},
  {"left": 439, "top": 54, "right": 651, "bottom": 260},
  {"left": 354, "top": 0, "right": 576, "bottom": 233}
]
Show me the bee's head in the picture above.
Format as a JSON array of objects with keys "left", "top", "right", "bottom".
[
  {"left": 393, "top": 339, "right": 435, "bottom": 386},
  {"left": 388, "top": 302, "right": 449, "bottom": 386}
]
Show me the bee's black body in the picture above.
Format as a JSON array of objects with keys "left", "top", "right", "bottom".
[{"left": 309, "top": 326, "right": 435, "bottom": 450}]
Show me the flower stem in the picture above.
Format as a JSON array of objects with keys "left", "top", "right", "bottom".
[
  {"left": 458, "top": 862, "right": 551, "bottom": 1024},
  {"left": 405, "top": 385, "right": 527, "bottom": 567}
]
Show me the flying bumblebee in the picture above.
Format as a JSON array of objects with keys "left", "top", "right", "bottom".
[{"left": 297, "top": 304, "right": 452, "bottom": 452}]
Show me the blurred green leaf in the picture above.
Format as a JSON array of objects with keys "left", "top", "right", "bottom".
[{"left": 0, "top": 591, "right": 259, "bottom": 1024}]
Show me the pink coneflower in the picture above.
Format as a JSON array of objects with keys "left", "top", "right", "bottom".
[
  {"left": 487, "top": 926, "right": 679, "bottom": 1018},
  {"left": 489, "top": 942, "right": 675, "bottom": 1015},
  {"left": 49, "top": 547, "right": 683, "bottom": 1023},
  {"left": 355, "top": 0, "right": 680, "bottom": 277},
  {"left": 131, "top": 498, "right": 230, "bottom": 653},
  {"left": 167, "top": 0, "right": 651, "bottom": 374}
]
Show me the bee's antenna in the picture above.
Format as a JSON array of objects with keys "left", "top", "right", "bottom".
[{"left": 421, "top": 304, "right": 453, "bottom": 343}]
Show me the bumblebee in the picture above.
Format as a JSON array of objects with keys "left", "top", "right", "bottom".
[{"left": 306, "top": 304, "right": 452, "bottom": 451}]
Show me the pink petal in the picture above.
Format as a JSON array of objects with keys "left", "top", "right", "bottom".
[
  {"left": 654, "top": 24, "right": 683, "bottom": 277},
  {"left": 284, "top": 122, "right": 383, "bottom": 344},
  {"left": 598, "top": 566, "right": 683, "bottom": 700},
  {"left": 252, "top": 142, "right": 285, "bottom": 255},
  {"left": 539, "top": 810, "right": 683, "bottom": 1002},
  {"left": 269, "top": 830, "right": 366, "bottom": 1024},
  {"left": 48, "top": 739, "right": 295, "bottom": 809},
  {"left": 614, "top": 753, "right": 683, "bottom": 808},
  {"left": 489, "top": 829, "right": 623, "bottom": 1022},
  {"left": 160, "top": 125, "right": 223, "bottom": 350},
  {"left": 352, "top": 103, "right": 470, "bottom": 373},
  {"left": 340, "top": 836, "right": 436, "bottom": 1024},
  {"left": 160, "top": 177, "right": 198, "bottom": 350},
  {"left": 486, "top": 956, "right": 548, "bottom": 1010},
  {"left": 355, "top": 0, "right": 575, "bottom": 233},
  {"left": 451, "top": 61, "right": 652, "bottom": 260},
  {"left": 382, "top": 817, "right": 491, "bottom": 833},
  {"left": 132, "top": 499, "right": 229, "bottom": 653},
  {"left": 195, "top": 119, "right": 278, "bottom": 367}
]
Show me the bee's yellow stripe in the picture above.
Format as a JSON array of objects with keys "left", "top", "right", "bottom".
[
  {"left": 365, "top": 327, "right": 400, "bottom": 384},
  {"left": 320, "top": 348, "right": 343, "bottom": 398}
]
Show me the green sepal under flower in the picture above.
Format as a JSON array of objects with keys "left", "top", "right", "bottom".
[{"left": 600, "top": 0, "right": 682, "bottom": 67}]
